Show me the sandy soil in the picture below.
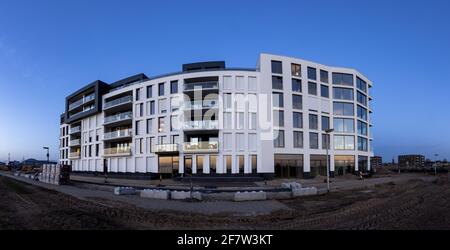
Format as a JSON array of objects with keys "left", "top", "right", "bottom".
[{"left": 1, "top": 175, "right": 449, "bottom": 230}]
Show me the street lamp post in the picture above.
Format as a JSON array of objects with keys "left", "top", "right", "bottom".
[
  {"left": 43, "top": 147, "right": 49, "bottom": 163},
  {"left": 325, "top": 129, "right": 334, "bottom": 193}
]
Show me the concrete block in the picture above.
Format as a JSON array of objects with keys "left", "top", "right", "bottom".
[
  {"left": 281, "top": 182, "right": 302, "bottom": 189},
  {"left": 292, "top": 187, "right": 318, "bottom": 197},
  {"left": 114, "top": 187, "right": 137, "bottom": 195},
  {"left": 140, "top": 189, "right": 169, "bottom": 200},
  {"left": 234, "top": 191, "right": 267, "bottom": 202},
  {"left": 171, "top": 191, "right": 202, "bottom": 200}
]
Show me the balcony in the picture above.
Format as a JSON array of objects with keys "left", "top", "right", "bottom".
[
  {"left": 183, "top": 120, "right": 219, "bottom": 130},
  {"left": 104, "top": 129, "right": 133, "bottom": 141},
  {"left": 184, "top": 100, "right": 218, "bottom": 110},
  {"left": 68, "top": 93, "right": 95, "bottom": 110},
  {"left": 152, "top": 144, "right": 179, "bottom": 154},
  {"left": 69, "top": 152, "right": 80, "bottom": 159},
  {"left": 69, "top": 126, "right": 81, "bottom": 134},
  {"left": 104, "top": 147, "right": 132, "bottom": 157},
  {"left": 104, "top": 95, "right": 132, "bottom": 110},
  {"left": 104, "top": 111, "right": 133, "bottom": 125},
  {"left": 69, "top": 139, "right": 81, "bottom": 147},
  {"left": 184, "top": 81, "right": 218, "bottom": 91},
  {"left": 183, "top": 141, "right": 219, "bottom": 153}
]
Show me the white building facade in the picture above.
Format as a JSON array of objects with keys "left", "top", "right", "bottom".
[{"left": 59, "top": 53, "right": 373, "bottom": 179}]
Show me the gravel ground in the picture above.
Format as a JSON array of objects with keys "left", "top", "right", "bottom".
[{"left": 1, "top": 174, "right": 449, "bottom": 230}]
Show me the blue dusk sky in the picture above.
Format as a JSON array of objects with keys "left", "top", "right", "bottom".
[{"left": 0, "top": 0, "right": 449, "bottom": 162}]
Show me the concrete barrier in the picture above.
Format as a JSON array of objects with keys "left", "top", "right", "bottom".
[
  {"left": 292, "top": 187, "right": 318, "bottom": 197},
  {"left": 281, "top": 182, "right": 302, "bottom": 189},
  {"left": 171, "top": 191, "right": 202, "bottom": 200},
  {"left": 234, "top": 191, "right": 267, "bottom": 202},
  {"left": 113, "top": 187, "right": 137, "bottom": 195},
  {"left": 140, "top": 189, "right": 169, "bottom": 200}
]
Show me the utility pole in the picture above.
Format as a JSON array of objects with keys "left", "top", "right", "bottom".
[{"left": 325, "top": 129, "right": 334, "bottom": 193}]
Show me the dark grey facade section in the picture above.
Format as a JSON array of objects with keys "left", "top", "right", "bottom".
[
  {"left": 182, "top": 61, "right": 226, "bottom": 72},
  {"left": 109, "top": 73, "right": 148, "bottom": 90}
]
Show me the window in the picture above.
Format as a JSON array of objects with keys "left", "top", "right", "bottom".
[
  {"left": 357, "top": 91, "right": 367, "bottom": 106},
  {"left": 150, "top": 101, "right": 155, "bottom": 115},
  {"left": 224, "top": 93, "right": 232, "bottom": 109},
  {"left": 293, "top": 131, "right": 303, "bottom": 148},
  {"left": 210, "top": 155, "right": 217, "bottom": 174},
  {"left": 236, "top": 133, "right": 245, "bottom": 151},
  {"left": 197, "top": 155, "right": 204, "bottom": 174},
  {"left": 291, "top": 63, "right": 301, "bottom": 77},
  {"left": 273, "top": 110, "right": 284, "bottom": 127},
  {"left": 158, "top": 117, "right": 165, "bottom": 133},
  {"left": 271, "top": 60, "right": 282, "bottom": 74},
  {"left": 321, "top": 116, "right": 330, "bottom": 131},
  {"left": 274, "top": 130, "right": 285, "bottom": 148},
  {"left": 225, "top": 155, "right": 232, "bottom": 174},
  {"left": 159, "top": 99, "right": 167, "bottom": 114},
  {"left": 139, "top": 138, "right": 144, "bottom": 154},
  {"left": 223, "top": 112, "right": 232, "bottom": 129},
  {"left": 251, "top": 155, "right": 257, "bottom": 173},
  {"left": 95, "top": 144, "right": 99, "bottom": 157},
  {"left": 238, "top": 155, "right": 245, "bottom": 173},
  {"left": 136, "top": 88, "right": 140, "bottom": 101},
  {"left": 146, "top": 118, "right": 152, "bottom": 134},
  {"left": 135, "top": 120, "right": 141, "bottom": 135},
  {"left": 272, "top": 92, "right": 284, "bottom": 108},
  {"left": 272, "top": 76, "right": 283, "bottom": 90},
  {"left": 308, "top": 82, "right": 317, "bottom": 95},
  {"left": 332, "top": 73, "right": 354, "bottom": 86},
  {"left": 293, "top": 112, "right": 303, "bottom": 128},
  {"left": 223, "top": 76, "right": 233, "bottom": 90},
  {"left": 357, "top": 105, "right": 367, "bottom": 121},
  {"left": 333, "top": 87, "right": 354, "bottom": 100},
  {"left": 236, "top": 112, "right": 245, "bottom": 129},
  {"left": 236, "top": 76, "right": 245, "bottom": 90},
  {"left": 358, "top": 137, "right": 368, "bottom": 151},
  {"left": 249, "top": 134, "right": 257, "bottom": 151},
  {"left": 249, "top": 112, "right": 257, "bottom": 130},
  {"left": 158, "top": 83, "right": 164, "bottom": 96},
  {"left": 334, "top": 118, "right": 355, "bottom": 133},
  {"left": 322, "top": 134, "right": 330, "bottom": 149},
  {"left": 357, "top": 120, "right": 367, "bottom": 135},
  {"left": 320, "top": 70, "right": 329, "bottom": 83},
  {"left": 309, "top": 114, "right": 318, "bottom": 130},
  {"left": 248, "top": 76, "right": 257, "bottom": 91},
  {"left": 88, "top": 145, "right": 92, "bottom": 157},
  {"left": 334, "top": 135, "right": 355, "bottom": 150},
  {"left": 309, "top": 132, "right": 319, "bottom": 149},
  {"left": 292, "top": 94, "right": 302, "bottom": 109},
  {"left": 307, "top": 67, "right": 317, "bottom": 80},
  {"left": 292, "top": 78, "right": 302, "bottom": 92},
  {"left": 139, "top": 103, "right": 144, "bottom": 116},
  {"left": 333, "top": 102, "right": 354, "bottom": 116},
  {"left": 223, "top": 133, "right": 232, "bottom": 150},
  {"left": 321, "top": 85, "right": 329, "bottom": 98},
  {"left": 170, "top": 81, "right": 178, "bottom": 94},
  {"left": 146, "top": 85, "right": 153, "bottom": 98},
  {"left": 357, "top": 77, "right": 367, "bottom": 93},
  {"left": 170, "top": 115, "right": 178, "bottom": 131}
]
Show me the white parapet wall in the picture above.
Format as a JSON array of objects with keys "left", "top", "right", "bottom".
[{"left": 234, "top": 191, "right": 267, "bottom": 202}]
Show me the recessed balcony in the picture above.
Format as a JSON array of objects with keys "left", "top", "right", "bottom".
[
  {"left": 69, "top": 152, "right": 80, "bottom": 159},
  {"left": 183, "top": 141, "right": 219, "bottom": 153},
  {"left": 69, "top": 139, "right": 81, "bottom": 147},
  {"left": 184, "top": 100, "right": 218, "bottom": 110},
  {"left": 68, "top": 93, "right": 95, "bottom": 111},
  {"left": 103, "top": 147, "right": 132, "bottom": 157},
  {"left": 152, "top": 144, "right": 179, "bottom": 154},
  {"left": 103, "top": 129, "right": 133, "bottom": 141},
  {"left": 69, "top": 126, "right": 81, "bottom": 134},
  {"left": 104, "top": 111, "right": 133, "bottom": 126},
  {"left": 183, "top": 120, "right": 219, "bottom": 130},
  {"left": 183, "top": 81, "right": 218, "bottom": 92},
  {"left": 103, "top": 95, "right": 132, "bottom": 111}
]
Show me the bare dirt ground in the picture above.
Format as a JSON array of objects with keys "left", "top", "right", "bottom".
[{"left": 1, "top": 174, "right": 449, "bottom": 230}]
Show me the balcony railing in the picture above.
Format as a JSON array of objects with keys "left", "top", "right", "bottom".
[
  {"left": 104, "top": 111, "right": 133, "bottom": 124},
  {"left": 104, "top": 147, "right": 132, "bottom": 156},
  {"left": 152, "top": 144, "right": 179, "bottom": 154},
  {"left": 183, "top": 120, "right": 219, "bottom": 130},
  {"left": 184, "top": 100, "right": 218, "bottom": 109},
  {"left": 69, "top": 152, "right": 80, "bottom": 159},
  {"left": 70, "top": 126, "right": 81, "bottom": 134},
  {"left": 184, "top": 81, "right": 218, "bottom": 91},
  {"left": 183, "top": 141, "right": 219, "bottom": 153},
  {"left": 68, "top": 93, "right": 95, "bottom": 110},
  {"left": 69, "top": 139, "right": 81, "bottom": 147},
  {"left": 104, "top": 95, "right": 132, "bottom": 110},
  {"left": 104, "top": 129, "right": 133, "bottom": 140}
]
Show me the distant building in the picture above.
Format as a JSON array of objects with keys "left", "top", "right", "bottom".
[
  {"left": 371, "top": 156, "right": 382, "bottom": 168},
  {"left": 398, "top": 155, "right": 425, "bottom": 168},
  {"left": 21, "top": 158, "right": 57, "bottom": 167},
  {"left": 0, "top": 162, "right": 5, "bottom": 166}
]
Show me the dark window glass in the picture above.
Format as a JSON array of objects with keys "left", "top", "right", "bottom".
[
  {"left": 273, "top": 110, "right": 284, "bottom": 127},
  {"left": 320, "top": 70, "right": 329, "bottom": 83},
  {"left": 95, "top": 144, "right": 99, "bottom": 157},
  {"left": 136, "top": 88, "right": 140, "bottom": 101},
  {"left": 358, "top": 137, "right": 368, "bottom": 151},
  {"left": 251, "top": 155, "right": 257, "bottom": 173},
  {"left": 332, "top": 73, "right": 354, "bottom": 86},
  {"left": 272, "top": 92, "right": 284, "bottom": 108},
  {"left": 358, "top": 120, "right": 368, "bottom": 135},
  {"left": 309, "top": 114, "right": 318, "bottom": 130},
  {"left": 334, "top": 118, "right": 355, "bottom": 133},
  {"left": 170, "top": 81, "right": 178, "bottom": 94},
  {"left": 308, "top": 82, "right": 317, "bottom": 95},
  {"left": 150, "top": 101, "right": 155, "bottom": 115},
  {"left": 321, "top": 85, "right": 329, "bottom": 98},
  {"left": 357, "top": 105, "right": 367, "bottom": 121},
  {"left": 293, "top": 112, "right": 303, "bottom": 129},
  {"left": 210, "top": 155, "right": 217, "bottom": 174},
  {"left": 309, "top": 132, "right": 319, "bottom": 149},
  {"left": 291, "top": 63, "right": 301, "bottom": 77},
  {"left": 357, "top": 77, "right": 367, "bottom": 93},
  {"left": 274, "top": 130, "right": 285, "bottom": 148},
  {"left": 321, "top": 116, "right": 330, "bottom": 131},
  {"left": 271, "top": 60, "right": 283, "bottom": 74},
  {"left": 272, "top": 76, "right": 283, "bottom": 90},
  {"left": 88, "top": 145, "right": 92, "bottom": 157},
  {"left": 158, "top": 83, "right": 164, "bottom": 96},
  {"left": 292, "top": 78, "right": 302, "bottom": 92},
  {"left": 333, "top": 102, "right": 354, "bottom": 116},
  {"left": 293, "top": 131, "right": 303, "bottom": 148},
  {"left": 147, "top": 85, "right": 153, "bottom": 98},
  {"left": 292, "top": 95, "right": 302, "bottom": 109},
  {"left": 357, "top": 91, "right": 367, "bottom": 106},
  {"left": 307, "top": 67, "right": 317, "bottom": 80},
  {"left": 333, "top": 87, "right": 354, "bottom": 100},
  {"left": 322, "top": 134, "right": 330, "bottom": 149}
]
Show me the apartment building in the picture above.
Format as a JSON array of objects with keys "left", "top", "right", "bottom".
[
  {"left": 59, "top": 53, "right": 374, "bottom": 179},
  {"left": 398, "top": 155, "right": 425, "bottom": 168}
]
